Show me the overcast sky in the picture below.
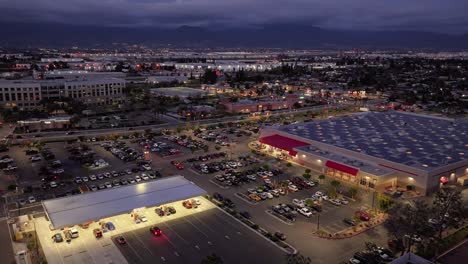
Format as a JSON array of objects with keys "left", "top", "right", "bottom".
[{"left": 1, "top": 0, "right": 467, "bottom": 33}]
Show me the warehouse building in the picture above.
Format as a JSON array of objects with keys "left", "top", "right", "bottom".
[{"left": 259, "top": 111, "right": 468, "bottom": 195}]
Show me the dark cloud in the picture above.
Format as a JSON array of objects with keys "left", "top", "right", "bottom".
[{"left": 0, "top": 0, "right": 466, "bottom": 33}]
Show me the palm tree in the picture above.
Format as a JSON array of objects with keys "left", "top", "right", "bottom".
[
  {"left": 330, "top": 180, "right": 341, "bottom": 192},
  {"left": 348, "top": 187, "right": 358, "bottom": 199},
  {"left": 318, "top": 174, "right": 325, "bottom": 183}
]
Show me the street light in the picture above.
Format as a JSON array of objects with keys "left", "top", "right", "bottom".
[{"left": 371, "top": 178, "right": 377, "bottom": 212}]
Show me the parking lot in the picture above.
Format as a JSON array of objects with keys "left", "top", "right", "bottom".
[
  {"left": 115, "top": 208, "right": 284, "bottom": 264},
  {"left": 4, "top": 121, "right": 392, "bottom": 264},
  {"left": 34, "top": 196, "right": 284, "bottom": 264},
  {"left": 35, "top": 197, "right": 221, "bottom": 263}
]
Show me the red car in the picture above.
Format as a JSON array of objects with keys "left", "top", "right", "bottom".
[
  {"left": 355, "top": 211, "right": 371, "bottom": 221},
  {"left": 171, "top": 161, "right": 184, "bottom": 170},
  {"left": 115, "top": 236, "right": 126, "bottom": 245},
  {"left": 150, "top": 226, "right": 162, "bottom": 236},
  {"left": 182, "top": 200, "right": 193, "bottom": 209}
]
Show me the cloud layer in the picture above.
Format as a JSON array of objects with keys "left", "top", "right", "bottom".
[{"left": 1, "top": 0, "right": 466, "bottom": 33}]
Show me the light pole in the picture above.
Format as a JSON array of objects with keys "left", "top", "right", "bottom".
[
  {"left": 316, "top": 213, "right": 320, "bottom": 231},
  {"left": 371, "top": 178, "right": 377, "bottom": 212}
]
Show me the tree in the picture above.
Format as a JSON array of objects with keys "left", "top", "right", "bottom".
[
  {"left": 305, "top": 169, "right": 311, "bottom": 174},
  {"left": 431, "top": 188, "right": 463, "bottom": 239},
  {"left": 384, "top": 200, "right": 434, "bottom": 254},
  {"left": 285, "top": 253, "right": 311, "bottom": 264},
  {"left": 303, "top": 173, "right": 311, "bottom": 180},
  {"left": 377, "top": 193, "right": 394, "bottom": 212},
  {"left": 201, "top": 254, "right": 223, "bottom": 264},
  {"left": 330, "top": 180, "right": 340, "bottom": 192},
  {"left": 318, "top": 174, "right": 325, "bottom": 182},
  {"left": 348, "top": 187, "right": 358, "bottom": 199}
]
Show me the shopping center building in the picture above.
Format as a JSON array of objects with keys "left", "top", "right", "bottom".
[{"left": 258, "top": 111, "right": 468, "bottom": 195}]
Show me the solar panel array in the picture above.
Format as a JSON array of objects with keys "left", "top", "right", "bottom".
[{"left": 280, "top": 112, "right": 468, "bottom": 170}]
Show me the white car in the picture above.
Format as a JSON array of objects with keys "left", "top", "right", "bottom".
[
  {"left": 349, "top": 258, "right": 361, "bottom": 264},
  {"left": 298, "top": 207, "right": 313, "bottom": 218},
  {"left": 30, "top": 155, "right": 42, "bottom": 162},
  {"left": 105, "top": 182, "right": 112, "bottom": 188},
  {"left": 338, "top": 198, "right": 349, "bottom": 205},
  {"left": 135, "top": 176, "right": 142, "bottom": 182},
  {"left": 315, "top": 191, "right": 324, "bottom": 197},
  {"left": 142, "top": 164, "right": 152, "bottom": 171},
  {"left": 28, "top": 196, "right": 36, "bottom": 203},
  {"left": 322, "top": 195, "right": 330, "bottom": 201},
  {"left": 292, "top": 199, "right": 305, "bottom": 208},
  {"left": 264, "top": 178, "right": 272, "bottom": 184},
  {"left": 305, "top": 181, "right": 316, "bottom": 187},
  {"left": 141, "top": 174, "right": 149, "bottom": 180},
  {"left": 89, "top": 174, "right": 97, "bottom": 181},
  {"left": 139, "top": 216, "right": 148, "bottom": 222},
  {"left": 265, "top": 192, "right": 274, "bottom": 199},
  {"left": 49, "top": 181, "right": 58, "bottom": 188},
  {"left": 288, "top": 184, "right": 299, "bottom": 192},
  {"left": 82, "top": 176, "right": 89, "bottom": 182},
  {"left": 193, "top": 198, "right": 201, "bottom": 205}
]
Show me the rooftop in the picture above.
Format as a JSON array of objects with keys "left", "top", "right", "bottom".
[
  {"left": 278, "top": 111, "right": 468, "bottom": 170},
  {"left": 42, "top": 175, "right": 205, "bottom": 229},
  {"left": 296, "top": 145, "right": 393, "bottom": 176}
]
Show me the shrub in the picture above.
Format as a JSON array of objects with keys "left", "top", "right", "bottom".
[{"left": 286, "top": 162, "right": 292, "bottom": 167}]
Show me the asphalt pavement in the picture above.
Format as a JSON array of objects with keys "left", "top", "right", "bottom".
[{"left": 114, "top": 208, "right": 285, "bottom": 264}]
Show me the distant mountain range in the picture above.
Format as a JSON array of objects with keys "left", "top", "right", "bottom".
[{"left": 1, "top": 23, "right": 467, "bottom": 50}]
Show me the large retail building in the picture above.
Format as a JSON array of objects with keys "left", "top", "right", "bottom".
[{"left": 259, "top": 111, "right": 468, "bottom": 195}]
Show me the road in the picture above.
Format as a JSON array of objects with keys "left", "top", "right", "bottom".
[{"left": 12, "top": 104, "right": 352, "bottom": 141}]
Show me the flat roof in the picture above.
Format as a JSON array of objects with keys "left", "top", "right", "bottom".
[
  {"left": 278, "top": 111, "right": 468, "bottom": 170},
  {"left": 296, "top": 145, "right": 393, "bottom": 176},
  {"left": 42, "top": 175, "right": 205, "bottom": 229}
]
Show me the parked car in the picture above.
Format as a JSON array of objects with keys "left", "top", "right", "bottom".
[
  {"left": 355, "top": 211, "right": 370, "bottom": 221},
  {"left": 115, "top": 236, "right": 126, "bottom": 245},
  {"left": 28, "top": 196, "right": 36, "bottom": 204},
  {"left": 182, "top": 200, "right": 193, "bottom": 209},
  {"left": 155, "top": 207, "right": 165, "bottom": 216},
  {"left": 52, "top": 233, "right": 63, "bottom": 243},
  {"left": 240, "top": 211, "right": 252, "bottom": 219},
  {"left": 298, "top": 207, "right": 313, "bottom": 218},
  {"left": 274, "top": 232, "right": 287, "bottom": 241},
  {"left": 343, "top": 218, "right": 356, "bottom": 226},
  {"left": 93, "top": 228, "right": 103, "bottom": 238}
]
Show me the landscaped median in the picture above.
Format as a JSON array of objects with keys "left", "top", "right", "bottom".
[
  {"left": 206, "top": 195, "right": 298, "bottom": 254},
  {"left": 312, "top": 212, "right": 388, "bottom": 239}
]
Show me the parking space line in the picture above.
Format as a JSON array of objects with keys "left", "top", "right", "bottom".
[
  {"left": 183, "top": 218, "right": 209, "bottom": 238},
  {"left": 161, "top": 222, "right": 189, "bottom": 245},
  {"left": 130, "top": 230, "right": 156, "bottom": 257},
  {"left": 126, "top": 240, "right": 144, "bottom": 262}
]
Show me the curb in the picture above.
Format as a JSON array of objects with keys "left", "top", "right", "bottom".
[
  {"left": 209, "top": 180, "right": 230, "bottom": 189},
  {"left": 312, "top": 216, "right": 387, "bottom": 240},
  {"left": 265, "top": 210, "right": 294, "bottom": 225},
  {"left": 234, "top": 193, "right": 258, "bottom": 205},
  {"left": 214, "top": 203, "right": 298, "bottom": 255}
]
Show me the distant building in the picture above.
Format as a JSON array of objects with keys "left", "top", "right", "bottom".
[
  {"left": 0, "top": 78, "right": 126, "bottom": 110},
  {"left": 222, "top": 94, "right": 299, "bottom": 113},
  {"left": 146, "top": 76, "right": 188, "bottom": 84},
  {"left": 17, "top": 116, "right": 71, "bottom": 132},
  {"left": 150, "top": 87, "right": 208, "bottom": 99}
]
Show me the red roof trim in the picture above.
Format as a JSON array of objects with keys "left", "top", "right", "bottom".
[
  {"left": 325, "top": 160, "right": 359, "bottom": 176},
  {"left": 378, "top": 164, "right": 418, "bottom": 176},
  {"left": 259, "top": 134, "right": 309, "bottom": 156}
]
